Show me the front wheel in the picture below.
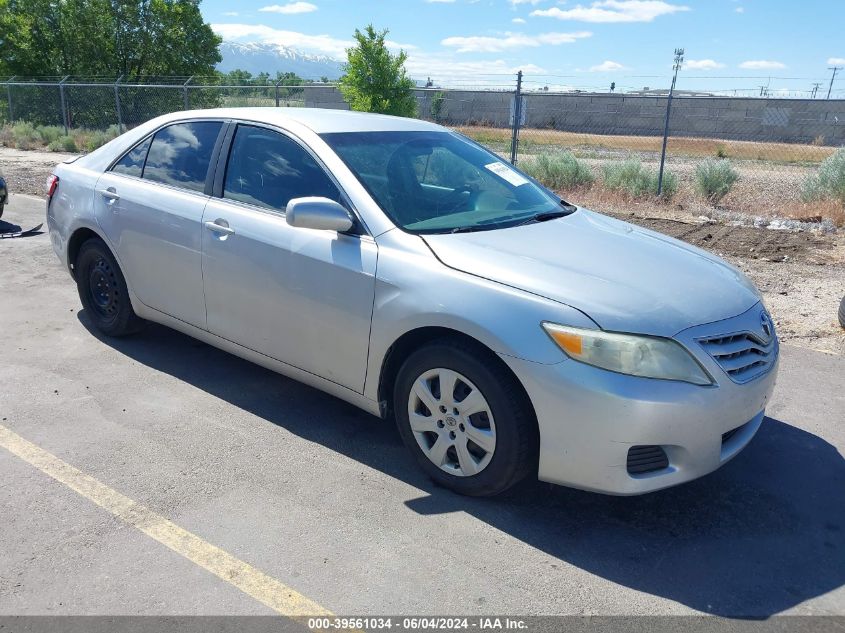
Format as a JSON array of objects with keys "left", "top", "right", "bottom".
[
  {"left": 394, "top": 340, "right": 538, "bottom": 496},
  {"left": 75, "top": 237, "right": 145, "bottom": 337}
]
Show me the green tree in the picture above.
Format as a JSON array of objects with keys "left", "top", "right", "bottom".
[
  {"left": 338, "top": 25, "right": 417, "bottom": 117},
  {"left": 0, "top": 0, "right": 221, "bottom": 79}
]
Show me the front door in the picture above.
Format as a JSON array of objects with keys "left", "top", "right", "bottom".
[{"left": 201, "top": 124, "right": 377, "bottom": 392}]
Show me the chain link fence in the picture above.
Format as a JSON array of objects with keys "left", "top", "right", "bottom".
[{"left": 2, "top": 74, "right": 844, "bottom": 225}]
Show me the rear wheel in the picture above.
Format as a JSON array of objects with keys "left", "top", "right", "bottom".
[
  {"left": 75, "top": 238, "right": 145, "bottom": 337},
  {"left": 394, "top": 339, "right": 538, "bottom": 496}
]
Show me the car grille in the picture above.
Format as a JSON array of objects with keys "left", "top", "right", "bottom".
[
  {"left": 627, "top": 445, "right": 669, "bottom": 475},
  {"left": 698, "top": 331, "right": 776, "bottom": 384}
]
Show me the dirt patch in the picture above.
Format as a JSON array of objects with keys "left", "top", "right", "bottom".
[
  {"left": 622, "top": 216, "right": 834, "bottom": 264},
  {"left": 0, "top": 147, "right": 76, "bottom": 197}
]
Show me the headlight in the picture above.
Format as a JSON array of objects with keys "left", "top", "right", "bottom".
[{"left": 542, "top": 323, "right": 713, "bottom": 386}]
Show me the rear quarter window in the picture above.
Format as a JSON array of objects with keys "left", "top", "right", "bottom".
[{"left": 111, "top": 137, "right": 151, "bottom": 178}]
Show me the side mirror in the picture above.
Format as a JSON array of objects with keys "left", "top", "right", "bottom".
[{"left": 286, "top": 197, "right": 354, "bottom": 232}]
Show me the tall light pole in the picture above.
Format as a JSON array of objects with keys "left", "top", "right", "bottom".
[
  {"left": 828, "top": 66, "right": 842, "bottom": 100},
  {"left": 657, "top": 48, "right": 683, "bottom": 197}
]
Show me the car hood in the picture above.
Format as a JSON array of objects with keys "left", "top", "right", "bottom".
[{"left": 421, "top": 209, "right": 760, "bottom": 337}]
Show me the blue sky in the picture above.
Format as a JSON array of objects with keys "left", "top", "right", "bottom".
[{"left": 205, "top": 0, "right": 845, "bottom": 95}]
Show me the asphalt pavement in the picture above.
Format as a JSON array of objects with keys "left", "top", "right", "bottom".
[{"left": 1, "top": 193, "right": 843, "bottom": 617}]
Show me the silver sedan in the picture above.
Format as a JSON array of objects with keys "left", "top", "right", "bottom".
[{"left": 46, "top": 108, "right": 778, "bottom": 496}]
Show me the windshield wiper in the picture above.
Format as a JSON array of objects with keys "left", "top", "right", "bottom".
[{"left": 516, "top": 208, "right": 574, "bottom": 226}]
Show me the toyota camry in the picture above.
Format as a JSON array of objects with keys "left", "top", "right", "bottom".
[{"left": 46, "top": 108, "right": 779, "bottom": 496}]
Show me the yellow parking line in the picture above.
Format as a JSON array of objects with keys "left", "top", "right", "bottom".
[{"left": 0, "top": 424, "right": 332, "bottom": 617}]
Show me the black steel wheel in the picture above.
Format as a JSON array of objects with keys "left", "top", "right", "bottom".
[{"left": 75, "top": 237, "right": 145, "bottom": 336}]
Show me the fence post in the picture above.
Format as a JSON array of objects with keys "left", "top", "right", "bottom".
[
  {"left": 657, "top": 48, "right": 684, "bottom": 196},
  {"left": 183, "top": 76, "right": 193, "bottom": 110},
  {"left": 275, "top": 78, "right": 282, "bottom": 107},
  {"left": 510, "top": 70, "right": 523, "bottom": 165},
  {"left": 114, "top": 75, "right": 124, "bottom": 133},
  {"left": 59, "top": 75, "right": 70, "bottom": 134},
  {"left": 5, "top": 76, "right": 15, "bottom": 122}
]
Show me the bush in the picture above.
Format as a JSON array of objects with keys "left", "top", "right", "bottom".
[
  {"left": 10, "top": 121, "right": 40, "bottom": 149},
  {"left": 46, "top": 135, "right": 78, "bottom": 152},
  {"left": 802, "top": 148, "right": 845, "bottom": 205},
  {"left": 522, "top": 152, "right": 594, "bottom": 190},
  {"left": 695, "top": 159, "right": 739, "bottom": 204},
  {"left": 36, "top": 125, "right": 65, "bottom": 145},
  {"left": 83, "top": 130, "right": 112, "bottom": 152},
  {"left": 602, "top": 159, "right": 677, "bottom": 199}
]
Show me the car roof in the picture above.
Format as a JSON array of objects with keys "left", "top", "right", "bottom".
[{"left": 165, "top": 107, "right": 443, "bottom": 134}]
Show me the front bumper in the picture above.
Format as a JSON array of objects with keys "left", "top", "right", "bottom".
[{"left": 501, "top": 303, "right": 779, "bottom": 495}]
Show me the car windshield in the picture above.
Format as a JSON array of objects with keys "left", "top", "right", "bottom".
[{"left": 321, "top": 130, "right": 567, "bottom": 234}]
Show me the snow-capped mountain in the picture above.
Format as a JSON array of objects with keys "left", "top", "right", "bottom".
[{"left": 217, "top": 41, "right": 344, "bottom": 79}]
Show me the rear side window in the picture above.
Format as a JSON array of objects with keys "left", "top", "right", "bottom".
[
  {"left": 143, "top": 121, "right": 223, "bottom": 193},
  {"left": 223, "top": 125, "right": 341, "bottom": 211},
  {"left": 112, "top": 137, "right": 151, "bottom": 177}
]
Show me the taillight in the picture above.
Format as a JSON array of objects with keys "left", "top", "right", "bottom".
[{"left": 46, "top": 174, "right": 59, "bottom": 201}]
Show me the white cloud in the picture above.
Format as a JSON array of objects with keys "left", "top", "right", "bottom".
[
  {"left": 510, "top": 0, "right": 544, "bottom": 5},
  {"left": 734, "top": 6, "right": 744, "bottom": 12},
  {"left": 259, "top": 2, "right": 318, "bottom": 14},
  {"left": 589, "top": 60, "right": 625, "bottom": 72},
  {"left": 512, "top": 17, "right": 527, "bottom": 23},
  {"left": 739, "top": 60, "right": 786, "bottom": 70},
  {"left": 532, "top": 0, "right": 689, "bottom": 23},
  {"left": 828, "top": 57, "right": 845, "bottom": 65},
  {"left": 222, "top": 11, "right": 239, "bottom": 16},
  {"left": 442, "top": 31, "right": 591, "bottom": 52},
  {"left": 685, "top": 59, "right": 725, "bottom": 70},
  {"left": 405, "top": 53, "right": 545, "bottom": 84},
  {"left": 427, "top": 0, "right": 457, "bottom": 3}
]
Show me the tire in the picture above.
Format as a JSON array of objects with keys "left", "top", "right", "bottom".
[
  {"left": 75, "top": 237, "right": 145, "bottom": 337},
  {"left": 393, "top": 338, "right": 538, "bottom": 496},
  {"left": 839, "top": 295, "right": 845, "bottom": 329}
]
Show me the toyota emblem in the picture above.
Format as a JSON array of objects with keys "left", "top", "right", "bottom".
[{"left": 760, "top": 311, "right": 773, "bottom": 341}]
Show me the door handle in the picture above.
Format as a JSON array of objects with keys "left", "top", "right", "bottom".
[
  {"left": 204, "top": 220, "right": 235, "bottom": 236},
  {"left": 97, "top": 188, "right": 120, "bottom": 202}
]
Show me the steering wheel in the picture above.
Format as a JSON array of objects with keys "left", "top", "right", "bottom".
[{"left": 439, "top": 186, "right": 479, "bottom": 213}]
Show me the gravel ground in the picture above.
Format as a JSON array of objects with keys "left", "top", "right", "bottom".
[{"left": 2, "top": 145, "right": 843, "bottom": 355}]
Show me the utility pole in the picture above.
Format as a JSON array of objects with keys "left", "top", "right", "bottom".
[
  {"left": 509, "top": 70, "right": 523, "bottom": 165},
  {"left": 657, "top": 48, "right": 683, "bottom": 197},
  {"left": 811, "top": 82, "right": 822, "bottom": 99},
  {"left": 828, "top": 66, "right": 842, "bottom": 99}
]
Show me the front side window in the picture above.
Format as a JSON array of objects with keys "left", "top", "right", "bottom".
[
  {"left": 223, "top": 125, "right": 341, "bottom": 211},
  {"left": 112, "top": 137, "right": 151, "bottom": 177},
  {"left": 321, "top": 130, "right": 565, "bottom": 234},
  {"left": 143, "top": 121, "right": 223, "bottom": 192}
]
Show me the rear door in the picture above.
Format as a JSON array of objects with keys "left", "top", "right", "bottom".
[
  {"left": 94, "top": 120, "right": 225, "bottom": 328},
  {"left": 201, "top": 123, "right": 377, "bottom": 392}
]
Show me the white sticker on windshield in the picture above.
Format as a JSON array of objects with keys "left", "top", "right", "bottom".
[{"left": 485, "top": 161, "right": 529, "bottom": 187}]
